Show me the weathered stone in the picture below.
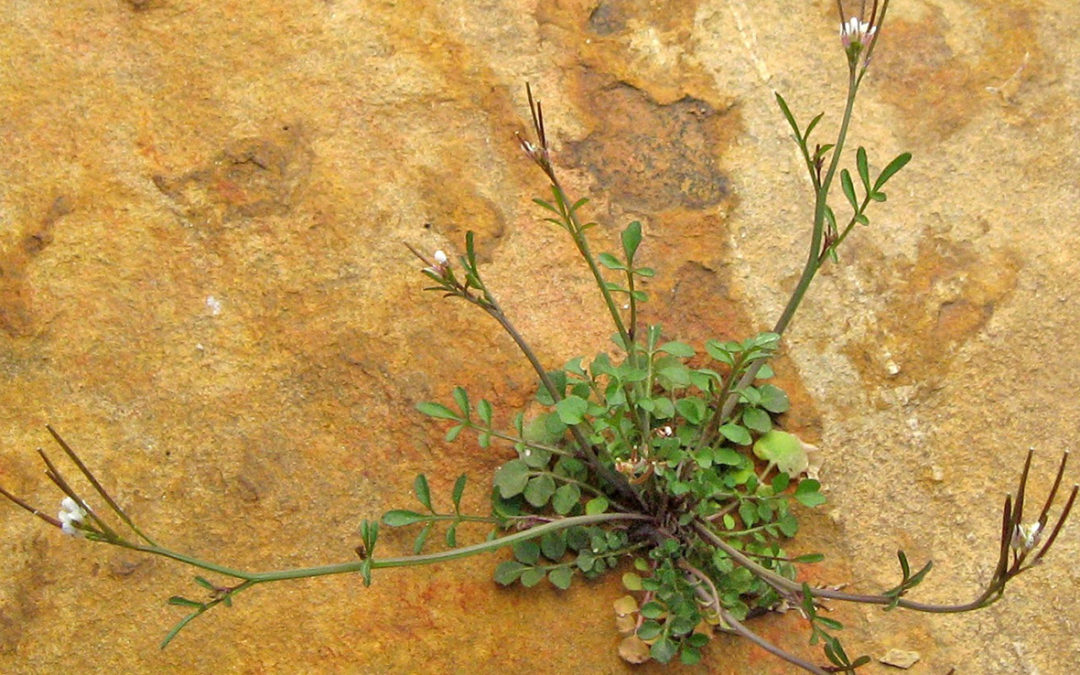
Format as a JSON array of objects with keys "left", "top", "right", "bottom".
[{"left": 1, "top": 1, "right": 1079, "bottom": 673}]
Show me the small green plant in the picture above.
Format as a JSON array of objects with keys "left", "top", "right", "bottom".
[{"left": 2, "top": 2, "right": 1076, "bottom": 672}]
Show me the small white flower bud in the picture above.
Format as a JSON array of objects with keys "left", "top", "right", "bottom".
[
  {"left": 434, "top": 250, "right": 448, "bottom": 265},
  {"left": 1011, "top": 522, "right": 1042, "bottom": 552},
  {"left": 58, "top": 497, "right": 88, "bottom": 537}
]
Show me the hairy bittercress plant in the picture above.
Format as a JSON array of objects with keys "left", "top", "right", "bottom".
[{"left": 2, "top": 2, "right": 1075, "bottom": 672}]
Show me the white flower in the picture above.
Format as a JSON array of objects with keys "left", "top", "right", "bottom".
[
  {"left": 58, "top": 497, "right": 88, "bottom": 537},
  {"left": 1011, "top": 521, "right": 1042, "bottom": 552},
  {"left": 840, "top": 16, "right": 876, "bottom": 50},
  {"left": 433, "top": 250, "right": 448, "bottom": 265}
]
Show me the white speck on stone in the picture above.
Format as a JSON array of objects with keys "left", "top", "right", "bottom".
[
  {"left": 885, "top": 359, "right": 900, "bottom": 376},
  {"left": 930, "top": 465, "right": 944, "bottom": 482},
  {"left": 206, "top": 295, "right": 222, "bottom": 316}
]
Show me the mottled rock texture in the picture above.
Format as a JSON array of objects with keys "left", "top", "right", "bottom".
[{"left": 2, "top": 1, "right": 1078, "bottom": 673}]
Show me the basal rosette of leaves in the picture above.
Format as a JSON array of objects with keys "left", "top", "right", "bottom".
[{"left": 403, "top": 217, "right": 826, "bottom": 666}]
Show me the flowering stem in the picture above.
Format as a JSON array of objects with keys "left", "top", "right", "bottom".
[{"left": 717, "top": 69, "right": 863, "bottom": 423}]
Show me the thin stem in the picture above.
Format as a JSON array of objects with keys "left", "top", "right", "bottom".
[
  {"left": 47, "top": 426, "right": 159, "bottom": 546},
  {"left": 717, "top": 69, "right": 863, "bottom": 424},
  {"left": 125, "top": 512, "right": 651, "bottom": 584},
  {"left": 720, "top": 606, "right": 828, "bottom": 675}
]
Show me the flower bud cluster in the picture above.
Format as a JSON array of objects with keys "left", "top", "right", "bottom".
[{"left": 58, "top": 497, "right": 88, "bottom": 537}]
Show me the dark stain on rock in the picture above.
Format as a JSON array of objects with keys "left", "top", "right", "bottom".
[
  {"left": 0, "top": 534, "right": 50, "bottom": 654},
  {"left": 845, "top": 232, "right": 1019, "bottom": 389},
  {"left": 875, "top": 3, "right": 1045, "bottom": 144},
  {"left": 417, "top": 166, "right": 505, "bottom": 261},
  {"left": 0, "top": 196, "right": 72, "bottom": 337},
  {"left": 586, "top": 2, "right": 627, "bottom": 36},
  {"left": 562, "top": 77, "right": 734, "bottom": 213},
  {"left": 583, "top": 0, "right": 699, "bottom": 39},
  {"left": 153, "top": 123, "right": 313, "bottom": 230}
]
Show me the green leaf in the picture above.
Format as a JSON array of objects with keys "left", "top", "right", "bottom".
[
  {"left": 445, "top": 523, "right": 457, "bottom": 547},
  {"left": 494, "top": 560, "right": 527, "bottom": 585},
  {"left": 793, "top": 553, "right": 825, "bottom": 563},
  {"left": 739, "top": 500, "right": 758, "bottom": 527},
  {"left": 719, "top": 423, "right": 752, "bottom": 446},
  {"left": 597, "top": 252, "right": 626, "bottom": 270},
  {"left": 413, "top": 522, "right": 432, "bottom": 554},
  {"left": 803, "top": 112, "right": 824, "bottom": 143},
  {"left": 161, "top": 612, "right": 201, "bottom": 650},
  {"left": 758, "top": 384, "right": 790, "bottom": 413},
  {"left": 854, "top": 213, "right": 870, "bottom": 226},
  {"left": 633, "top": 266, "right": 655, "bottom": 278},
  {"left": 873, "top": 151, "right": 912, "bottom": 191},
  {"left": 552, "top": 483, "right": 581, "bottom": 515},
  {"left": 771, "top": 472, "right": 790, "bottom": 492},
  {"left": 541, "top": 532, "right": 567, "bottom": 561},
  {"left": 451, "top": 474, "right": 467, "bottom": 511},
  {"left": 520, "top": 567, "right": 547, "bottom": 588},
  {"left": 753, "top": 430, "right": 808, "bottom": 476},
  {"left": 493, "top": 459, "right": 530, "bottom": 498},
  {"left": 532, "top": 197, "right": 560, "bottom": 215},
  {"left": 622, "top": 220, "right": 643, "bottom": 261},
  {"left": 774, "top": 92, "right": 802, "bottom": 142},
  {"left": 444, "top": 424, "right": 464, "bottom": 443},
  {"left": 416, "top": 401, "right": 460, "bottom": 420},
  {"left": 555, "top": 395, "right": 589, "bottom": 425},
  {"left": 513, "top": 540, "right": 541, "bottom": 565},
  {"left": 622, "top": 572, "right": 643, "bottom": 591},
  {"left": 535, "top": 370, "right": 567, "bottom": 405},
  {"left": 650, "top": 637, "right": 678, "bottom": 664},
  {"left": 650, "top": 397, "right": 675, "bottom": 419},
  {"left": 523, "top": 474, "right": 556, "bottom": 508},
  {"left": 676, "top": 397, "right": 706, "bottom": 425},
  {"left": 856, "top": 146, "right": 870, "bottom": 191},
  {"left": 705, "top": 340, "right": 736, "bottom": 366},
  {"left": 680, "top": 647, "right": 702, "bottom": 666},
  {"left": 476, "top": 399, "right": 492, "bottom": 425},
  {"left": 841, "top": 168, "right": 858, "bottom": 210},
  {"left": 548, "top": 566, "right": 573, "bottom": 590},
  {"left": 713, "top": 448, "right": 743, "bottom": 466},
  {"left": 742, "top": 406, "right": 772, "bottom": 433},
  {"left": 520, "top": 446, "right": 552, "bottom": 469},
  {"left": 870, "top": 190, "right": 887, "bottom": 202},
  {"left": 636, "top": 620, "right": 663, "bottom": 641},
  {"left": 585, "top": 496, "right": 609, "bottom": 515},
  {"left": 414, "top": 474, "right": 433, "bottom": 511},
  {"left": 640, "top": 602, "right": 664, "bottom": 619},
  {"left": 659, "top": 341, "right": 695, "bottom": 357},
  {"left": 451, "top": 386, "right": 470, "bottom": 419},
  {"left": 795, "top": 479, "right": 827, "bottom": 507},
  {"left": 167, "top": 596, "right": 204, "bottom": 608},
  {"left": 193, "top": 576, "right": 215, "bottom": 591},
  {"left": 382, "top": 509, "right": 430, "bottom": 527}
]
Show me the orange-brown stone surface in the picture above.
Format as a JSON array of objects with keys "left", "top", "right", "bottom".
[{"left": 2, "top": 1, "right": 1079, "bottom": 673}]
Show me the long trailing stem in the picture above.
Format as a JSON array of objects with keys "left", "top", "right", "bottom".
[
  {"left": 123, "top": 511, "right": 651, "bottom": 584},
  {"left": 693, "top": 446, "right": 1078, "bottom": 613}
]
